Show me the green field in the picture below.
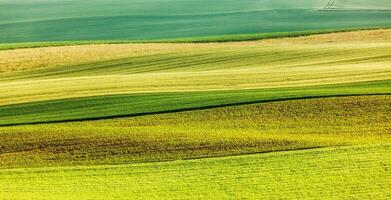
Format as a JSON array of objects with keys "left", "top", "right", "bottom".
[
  {"left": 0, "top": 0, "right": 391, "bottom": 43},
  {"left": 1, "top": 30, "right": 390, "bottom": 126},
  {"left": 1, "top": 145, "right": 390, "bottom": 199},
  {"left": 0, "top": 10, "right": 390, "bottom": 199},
  {"left": 0, "top": 95, "right": 390, "bottom": 169}
]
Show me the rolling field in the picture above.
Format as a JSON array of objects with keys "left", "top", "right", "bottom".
[
  {"left": 0, "top": 29, "right": 390, "bottom": 199},
  {"left": 1, "top": 145, "right": 390, "bottom": 199},
  {"left": 0, "top": 29, "right": 390, "bottom": 125},
  {"left": 0, "top": 0, "right": 391, "bottom": 43},
  {"left": 0, "top": 95, "right": 390, "bottom": 168}
]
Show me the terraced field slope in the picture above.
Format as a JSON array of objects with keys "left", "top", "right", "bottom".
[
  {"left": 0, "top": 30, "right": 390, "bottom": 199},
  {"left": 0, "top": 0, "right": 391, "bottom": 43}
]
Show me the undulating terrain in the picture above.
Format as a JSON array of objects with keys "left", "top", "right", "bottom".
[
  {"left": 0, "top": 29, "right": 390, "bottom": 199},
  {"left": 0, "top": 0, "right": 390, "bottom": 199}
]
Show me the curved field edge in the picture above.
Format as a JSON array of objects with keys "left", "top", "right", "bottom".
[
  {"left": 0, "top": 27, "right": 388, "bottom": 50},
  {"left": 0, "top": 80, "right": 389, "bottom": 126},
  {"left": 1, "top": 29, "right": 390, "bottom": 74},
  {"left": 0, "top": 95, "right": 389, "bottom": 168},
  {"left": 0, "top": 144, "right": 389, "bottom": 199},
  {"left": 2, "top": 34, "right": 390, "bottom": 102}
]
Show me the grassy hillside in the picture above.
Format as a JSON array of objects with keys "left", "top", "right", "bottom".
[
  {"left": 0, "top": 28, "right": 389, "bottom": 50},
  {"left": 0, "top": 95, "right": 390, "bottom": 168},
  {"left": 0, "top": 0, "right": 390, "bottom": 43},
  {"left": 2, "top": 29, "right": 390, "bottom": 70},
  {"left": 0, "top": 81, "right": 390, "bottom": 126},
  {"left": 1, "top": 144, "right": 389, "bottom": 199},
  {"left": 0, "top": 30, "right": 390, "bottom": 125},
  {"left": 0, "top": 30, "right": 390, "bottom": 199}
]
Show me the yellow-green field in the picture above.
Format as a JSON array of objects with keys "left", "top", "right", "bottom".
[
  {"left": 1, "top": 145, "right": 390, "bottom": 199},
  {"left": 1, "top": 30, "right": 390, "bottom": 107},
  {"left": 0, "top": 95, "right": 390, "bottom": 169},
  {"left": 0, "top": 30, "right": 390, "bottom": 199}
]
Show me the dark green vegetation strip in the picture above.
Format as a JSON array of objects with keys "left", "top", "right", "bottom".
[
  {"left": 0, "top": 27, "right": 387, "bottom": 50},
  {"left": 0, "top": 96, "right": 389, "bottom": 169},
  {"left": 1, "top": 144, "right": 389, "bottom": 199},
  {"left": 0, "top": 80, "right": 390, "bottom": 126}
]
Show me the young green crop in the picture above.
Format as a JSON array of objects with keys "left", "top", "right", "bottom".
[
  {"left": 0, "top": 144, "right": 389, "bottom": 199},
  {"left": 0, "top": 96, "right": 389, "bottom": 169},
  {"left": 0, "top": 28, "right": 390, "bottom": 199},
  {"left": 0, "top": 80, "right": 390, "bottom": 126},
  {"left": 1, "top": 0, "right": 391, "bottom": 43},
  {"left": 0, "top": 30, "right": 390, "bottom": 125},
  {"left": 0, "top": 27, "right": 387, "bottom": 51}
]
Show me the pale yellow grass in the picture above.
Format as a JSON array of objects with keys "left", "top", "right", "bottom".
[
  {"left": 0, "top": 43, "right": 219, "bottom": 73},
  {"left": 258, "top": 29, "right": 391, "bottom": 45},
  {"left": 0, "top": 30, "right": 390, "bottom": 106},
  {"left": 0, "top": 46, "right": 390, "bottom": 106},
  {"left": 1, "top": 29, "right": 390, "bottom": 73}
]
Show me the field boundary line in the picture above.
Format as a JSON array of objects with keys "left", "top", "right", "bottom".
[
  {"left": 1, "top": 93, "right": 390, "bottom": 127},
  {"left": 1, "top": 27, "right": 390, "bottom": 50}
]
